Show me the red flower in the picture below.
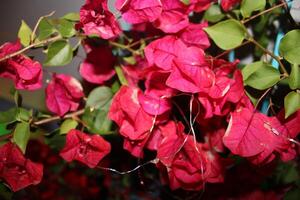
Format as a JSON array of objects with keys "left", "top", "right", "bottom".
[
  {"left": 78, "top": 0, "right": 121, "bottom": 39},
  {"left": 0, "top": 40, "right": 43, "bottom": 90},
  {"left": 45, "top": 74, "right": 84, "bottom": 116},
  {"left": 223, "top": 107, "right": 297, "bottom": 164},
  {"left": 157, "top": 121, "right": 224, "bottom": 190},
  {"left": 144, "top": 35, "right": 186, "bottom": 70},
  {"left": 109, "top": 86, "right": 168, "bottom": 157},
  {"left": 116, "top": 0, "right": 163, "bottom": 24},
  {"left": 0, "top": 142, "right": 43, "bottom": 192},
  {"left": 79, "top": 43, "right": 116, "bottom": 84},
  {"left": 153, "top": 0, "right": 189, "bottom": 33},
  {"left": 60, "top": 129, "right": 111, "bottom": 168},
  {"left": 178, "top": 22, "right": 210, "bottom": 49},
  {"left": 220, "top": 0, "right": 241, "bottom": 11}
]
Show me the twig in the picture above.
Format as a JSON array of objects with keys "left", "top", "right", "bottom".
[
  {"left": 0, "top": 35, "right": 61, "bottom": 62},
  {"left": 109, "top": 41, "right": 139, "bottom": 55},
  {"left": 241, "top": 2, "right": 288, "bottom": 24},
  {"left": 31, "top": 11, "right": 56, "bottom": 44},
  {"left": 33, "top": 109, "right": 85, "bottom": 126},
  {"left": 215, "top": 40, "right": 252, "bottom": 59},
  {"left": 249, "top": 38, "right": 289, "bottom": 76}
]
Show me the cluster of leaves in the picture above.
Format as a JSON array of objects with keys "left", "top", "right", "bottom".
[{"left": 0, "top": 0, "right": 299, "bottom": 199}]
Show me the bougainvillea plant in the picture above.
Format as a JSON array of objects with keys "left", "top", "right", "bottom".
[{"left": 0, "top": 0, "right": 300, "bottom": 199}]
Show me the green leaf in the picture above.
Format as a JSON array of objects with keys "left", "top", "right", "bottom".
[
  {"left": 242, "top": 61, "right": 264, "bottom": 81},
  {"left": 0, "top": 108, "right": 17, "bottom": 125},
  {"left": 44, "top": 40, "right": 73, "bottom": 66},
  {"left": 203, "top": 4, "right": 225, "bottom": 23},
  {"left": 60, "top": 119, "right": 78, "bottom": 135},
  {"left": 244, "top": 62, "right": 280, "bottom": 90},
  {"left": 16, "top": 108, "right": 31, "bottom": 122},
  {"left": 13, "top": 122, "right": 30, "bottom": 154},
  {"left": 279, "top": 30, "right": 300, "bottom": 64},
  {"left": 241, "top": 0, "right": 266, "bottom": 18},
  {"left": 288, "top": 64, "right": 300, "bottom": 90},
  {"left": 57, "top": 19, "right": 76, "bottom": 38},
  {"left": 84, "top": 86, "right": 114, "bottom": 134},
  {"left": 115, "top": 66, "right": 128, "bottom": 85},
  {"left": 62, "top": 12, "right": 80, "bottom": 21},
  {"left": 82, "top": 108, "right": 113, "bottom": 135},
  {"left": 18, "top": 20, "right": 33, "bottom": 47},
  {"left": 38, "top": 18, "right": 57, "bottom": 40},
  {"left": 204, "top": 19, "right": 247, "bottom": 50},
  {"left": 86, "top": 86, "right": 113, "bottom": 109},
  {"left": 284, "top": 91, "right": 300, "bottom": 118},
  {"left": 0, "top": 124, "right": 11, "bottom": 136}
]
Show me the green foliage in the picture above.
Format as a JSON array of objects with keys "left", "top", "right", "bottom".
[
  {"left": 60, "top": 119, "right": 78, "bottom": 135},
  {"left": 44, "top": 40, "right": 73, "bottom": 66},
  {"left": 13, "top": 122, "right": 30, "bottom": 154},
  {"left": 279, "top": 30, "right": 300, "bottom": 64},
  {"left": 288, "top": 64, "right": 300, "bottom": 90},
  {"left": 284, "top": 91, "right": 300, "bottom": 118},
  {"left": 83, "top": 86, "right": 114, "bottom": 134},
  {"left": 204, "top": 19, "right": 247, "bottom": 50},
  {"left": 38, "top": 18, "right": 57, "bottom": 40},
  {"left": 18, "top": 20, "right": 33, "bottom": 46},
  {"left": 86, "top": 86, "right": 113, "bottom": 109},
  {"left": 241, "top": 0, "right": 266, "bottom": 18},
  {"left": 203, "top": 4, "right": 225, "bottom": 23},
  {"left": 115, "top": 66, "right": 128, "bottom": 85},
  {"left": 0, "top": 108, "right": 17, "bottom": 136},
  {"left": 57, "top": 19, "right": 76, "bottom": 38},
  {"left": 62, "top": 12, "right": 80, "bottom": 21},
  {"left": 242, "top": 61, "right": 281, "bottom": 90}
]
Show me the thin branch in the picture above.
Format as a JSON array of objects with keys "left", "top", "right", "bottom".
[
  {"left": 31, "top": 11, "right": 56, "bottom": 44},
  {"left": 0, "top": 35, "right": 61, "bottom": 62},
  {"left": 241, "top": 1, "right": 288, "bottom": 24},
  {"left": 109, "top": 41, "right": 139, "bottom": 55},
  {"left": 215, "top": 40, "right": 252, "bottom": 59},
  {"left": 33, "top": 109, "right": 85, "bottom": 126},
  {"left": 249, "top": 38, "right": 289, "bottom": 76}
]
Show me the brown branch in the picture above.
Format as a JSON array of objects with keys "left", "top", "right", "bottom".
[
  {"left": 33, "top": 109, "right": 85, "bottom": 126},
  {"left": 215, "top": 40, "right": 252, "bottom": 59},
  {"left": 241, "top": 2, "right": 287, "bottom": 24},
  {"left": 31, "top": 11, "right": 56, "bottom": 44},
  {"left": 249, "top": 38, "right": 289, "bottom": 76},
  {"left": 0, "top": 35, "right": 61, "bottom": 62}
]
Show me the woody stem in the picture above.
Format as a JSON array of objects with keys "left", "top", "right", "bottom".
[
  {"left": 33, "top": 109, "right": 85, "bottom": 126},
  {"left": 0, "top": 35, "right": 62, "bottom": 62}
]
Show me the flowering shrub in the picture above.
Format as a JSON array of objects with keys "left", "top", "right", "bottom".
[{"left": 0, "top": 0, "right": 299, "bottom": 199}]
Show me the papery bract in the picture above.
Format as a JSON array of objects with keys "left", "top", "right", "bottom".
[
  {"left": 220, "top": 0, "right": 241, "bottom": 11},
  {"left": 78, "top": 0, "right": 121, "bottom": 39},
  {"left": 0, "top": 40, "right": 43, "bottom": 90},
  {"left": 116, "top": 0, "right": 162, "bottom": 24},
  {"left": 144, "top": 35, "right": 186, "bottom": 70},
  {"left": 109, "top": 86, "right": 156, "bottom": 157},
  {"left": 153, "top": 0, "right": 189, "bottom": 33},
  {"left": 223, "top": 107, "right": 296, "bottom": 164},
  {"left": 157, "top": 121, "right": 224, "bottom": 190},
  {"left": 46, "top": 74, "right": 84, "bottom": 116},
  {"left": 178, "top": 22, "right": 210, "bottom": 49},
  {"left": 79, "top": 43, "right": 115, "bottom": 84},
  {"left": 166, "top": 46, "right": 211, "bottom": 93},
  {"left": 0, "top": 142, "right": 43, "bottom": 192},
  {"left": 60, "top": 129, "right": 111, "bottom": 168}
]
